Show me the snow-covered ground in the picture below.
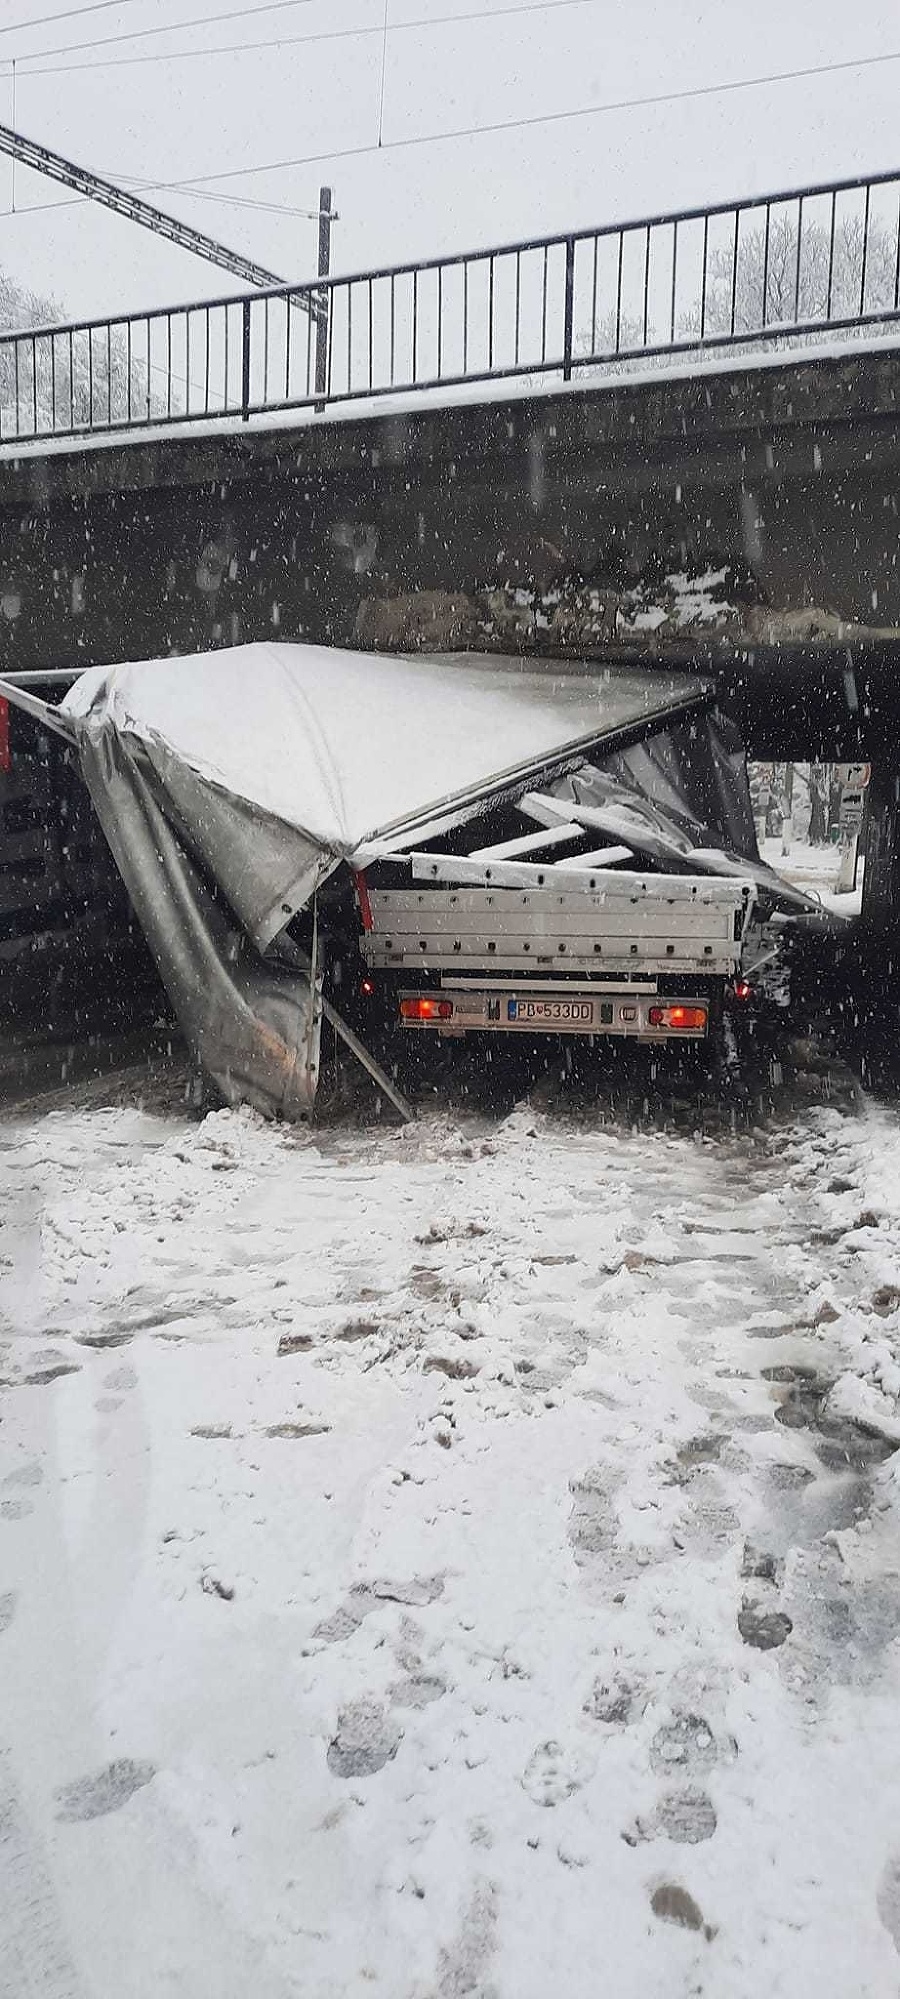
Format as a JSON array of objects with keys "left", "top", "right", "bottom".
[
  {"left": 760, "top": 834, "right": 864, "bottom": 918},
  {"left": 4, "top": 1078, "right": 900, "bottom": 1997}
]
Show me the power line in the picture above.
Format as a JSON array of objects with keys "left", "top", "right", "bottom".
[
  {"left": 4, "top": 33, "right": 897, "bottom": 238},
  {"left": 0, "top": 179, "right": 331, "bottom": 217},
  {"left": 159, "top": 184, "right": 326, "bottom": 219},
  {"left": 121, "top": 42, "right": 900, "bottom": 190},
  {"left": 5, "top": 1, "right": 602, "bottom": 77},
  {"left": 4, "top": 0, "right": 319, "bottom": 66},
  {"left": 0, "top": 0, "right": 144, "bottom": 34}
]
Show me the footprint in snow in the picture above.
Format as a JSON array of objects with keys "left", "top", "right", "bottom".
[
  {"left": 583, "top": 1673, "right": 644, "bottom": 1726},
  {"left": 19, "top": 1357, "right": 80, "bottom": 1386},
  {"left": 521, "top": 1740, "right": 595, "bottom": 1807},
  {"left": 312, "top": 1574, "right": 444, "bottom": 1647},
  {"left": 655, "top": 1790, "right": 718, "bottom": 1845},
  {"left": 389, "top": 1674, "right": 447, "bottom": 1709},
  {"left": 327, "top": 1700, "right": 401, "bottom": 1778},
  {"left": 568, "top": 1470, "right": 619, "bottom": 1562},
  {"left": 649, "top": 1713, "right": 722, "bottom": 1778},
  {"left": 103, "top": 1364, "right": 137, "bottom": 1391},
  {"left": 56, "top": 1759, "right": 156, "bottom": 1821},
  {"left": 2, "top": 1462, "right": 43, "bottom": 1489},
  {"left": 650, "top": 1881, "right": 715, "bottom": 1938},
  {"left": 624, "top": 1787, "right": 718, "bottom": 1848}
]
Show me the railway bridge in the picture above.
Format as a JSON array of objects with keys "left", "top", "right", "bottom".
[{"left": 4, "top": 161, "right": 900, "bottom": 970}]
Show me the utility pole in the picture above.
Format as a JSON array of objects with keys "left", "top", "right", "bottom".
[{"left": 314, "top": 186, "right": 334, "bottom": 404}]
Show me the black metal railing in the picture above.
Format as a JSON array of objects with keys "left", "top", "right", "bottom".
[{"left": 3, "top": 163, "right": 900, "bottom": 446}]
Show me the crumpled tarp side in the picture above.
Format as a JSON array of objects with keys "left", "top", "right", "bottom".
[
  {"left": 132, "top": 735, "right": 334, "bottom": 950},
  {"left": 595, "top": 712, "right": 759, "bottom": 856},
  {"left": 77, "top": 718, "right": 323, "bottom": 1120},
  {"left": 554, "top": 711, "right": 819, "bottom": 912}
]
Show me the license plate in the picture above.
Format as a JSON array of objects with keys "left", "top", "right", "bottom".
[{"left": 508, "top": 999, "right": 594, "bottom": 1025}]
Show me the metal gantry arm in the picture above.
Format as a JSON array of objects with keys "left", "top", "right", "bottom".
[{"left": 0, "top": 119, "right": 320, "bottom": 316}]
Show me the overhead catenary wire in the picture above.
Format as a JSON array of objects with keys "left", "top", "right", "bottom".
[
  {"left": 3, "top": 0, "right": 319, "bottom": 67},
  {"left": 114, "top": 42, "right": 900, "bottom": 193},
  {"left": 0, "top": 180, "right": 334, "bottom": 218},
  {"left": 3, "top": 1, "right": 604, "bottom": 78},
  {"left": 0, "top": 0, "right": 144, "bottom": 34},
  {"left": 4, "top": 33, "right": 899, "bottom": 231}
]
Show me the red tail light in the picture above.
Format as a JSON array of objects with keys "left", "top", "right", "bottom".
[
  {"left": 648, "top": 1004, "right": 708, "bottom": 1030},
  {"left": 360, "top": 978, "right": 375, "bottom": 997},
  {"left": 400, "top": 997, "right": 454, "bottom": 1021},
  {"left": 733, "top": 980, "right": 753, "bottom": 1003},
  {"left": 0, "top": 698, "right": 9, "bottom": 775}
]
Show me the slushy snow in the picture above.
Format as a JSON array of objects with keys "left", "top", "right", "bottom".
[{"left": 3, "top": 1088, "right": 900, "bottom": 1996}]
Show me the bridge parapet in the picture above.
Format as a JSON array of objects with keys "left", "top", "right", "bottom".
[{"left": 4, "top": 163, "right": 900, "bottom": 448}]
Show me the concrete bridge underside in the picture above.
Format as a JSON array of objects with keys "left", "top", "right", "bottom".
[{"left": 4, "top": 340, "right": 900, "bottom": 949}]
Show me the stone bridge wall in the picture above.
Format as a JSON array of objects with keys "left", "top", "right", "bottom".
[{"left": 0, "top": 344, "right": 900, "bottom": 761}]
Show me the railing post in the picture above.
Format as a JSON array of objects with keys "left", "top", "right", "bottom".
[
  {"left": 241, "top": 297, "right": 252, "bottom": 421},
  {"left": 563, "top": 236, "right": 575, "bottom": 381}
]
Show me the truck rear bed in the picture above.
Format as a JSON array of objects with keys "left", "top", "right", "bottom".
[
  {"left": 364, "top": 874, "right": 753, "bottom": 978},
  {"left": 359, "top": 868, "right": 755, "bottom": 1043}
]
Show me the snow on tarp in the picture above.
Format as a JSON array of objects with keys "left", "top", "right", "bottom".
[
  {"left": 3, "top": 644, "right": 715, "bottom": 1121},
  {"left": 62, "top": 644, "right": 712, "bottom": 942}
]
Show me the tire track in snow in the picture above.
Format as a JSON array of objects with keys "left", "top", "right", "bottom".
[{"left": 0, "top": 1751, "right": 83, "bottom": 1999}]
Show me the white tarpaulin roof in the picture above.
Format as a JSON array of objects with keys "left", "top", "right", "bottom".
[
  {"left": 0, "top": 642, "right": 716, "bottom": 1123},
  {"left": 62, "top": 642, "right": 712, "bottom": 881}
]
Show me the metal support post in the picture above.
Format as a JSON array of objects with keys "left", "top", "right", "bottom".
[
  {"left": 241, "top": 298, "right": 252, "bottom": 421},
  {"left": 314, "top": 186, "right": 334, "bottom": 408},
  {"left": 563, "top": 237, "right": 575, "bottom": 381}
]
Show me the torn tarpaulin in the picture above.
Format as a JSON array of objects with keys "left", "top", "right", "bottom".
[
  {"left": 2, "top": 643, "right": 728, "bottom": 1118},
  {"left": 554, "top": 711, "right": 820, "bottom": 914},
  {"left": 48, "top": 643, "right": 713, "bottom": 1117}
]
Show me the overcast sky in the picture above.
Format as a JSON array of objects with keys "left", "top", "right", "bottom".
[{"left": 0, "top": 0, "right": 897, "bottom": 323}]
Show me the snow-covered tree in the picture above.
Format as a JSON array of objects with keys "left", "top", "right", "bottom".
[
  {"left": 0, "top": 265, "right": 162, "bottom": 435},
  {"left": 689, "top": 211, "right": 897, "bottom": 339}
]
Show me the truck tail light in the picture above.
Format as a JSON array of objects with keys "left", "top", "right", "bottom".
[
  {"left": 648, "top": 1004, "right": 708, "bottom": 1030},
  {"left": 732, "top": 980, "right": 753, "bottom": 1003},
  {"left": 0, "top": 698, "right": 9, "bottom": 775},
  {"left": 400, "top": 997, "right": 454, "bottom": 1021}
]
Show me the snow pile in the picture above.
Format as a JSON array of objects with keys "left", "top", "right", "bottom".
[{"left": 617, "top": 567, "right": 742, "bottom": 638}]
